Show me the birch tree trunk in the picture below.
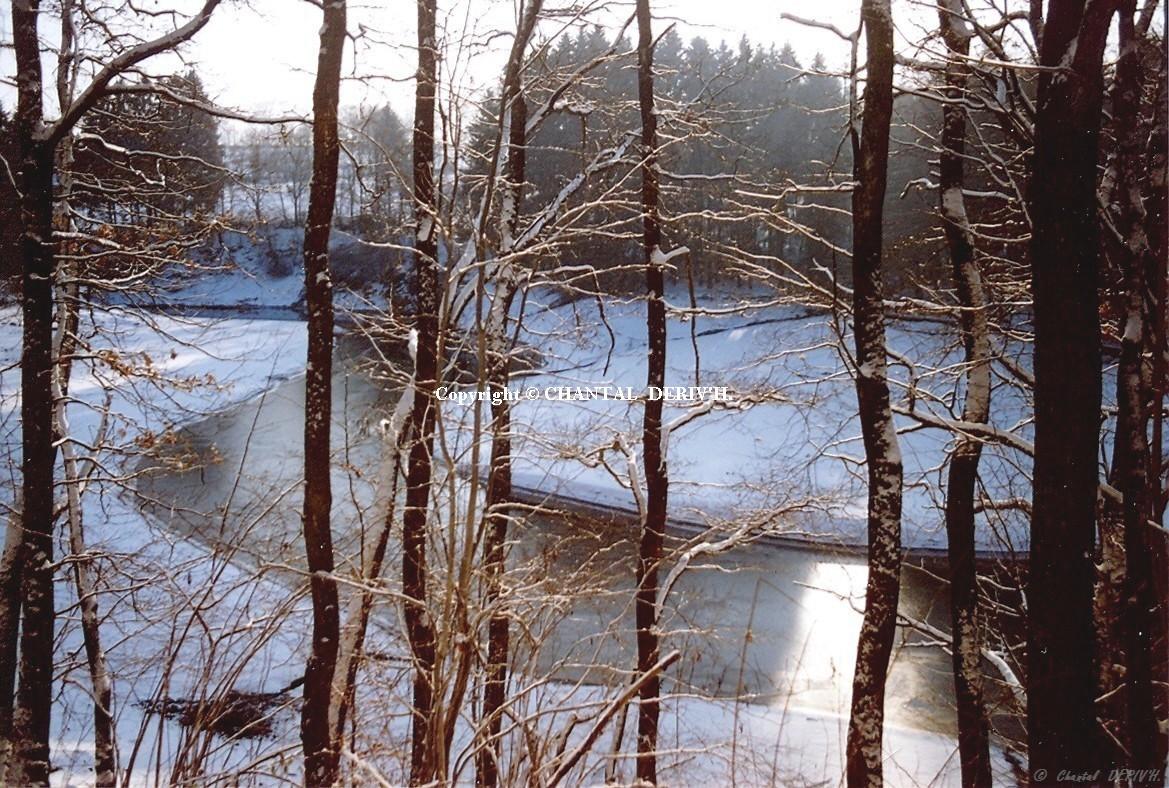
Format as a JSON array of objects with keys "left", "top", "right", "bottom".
[
  {"left": 936, "top": 4, "right": 991, "bottom": 785},
  {"left": 1026, "top": 0, "right": 1114, "bottom": 780},
  {"left": 634, "top": 0, "right": 669, "bottom": 783},
  {"left": 0, "top": 504, "right": 21, "bottom": 782},
  {"left": 405, "top": 0, "right": 441, "bottom": 781},
  {"left": 1105, "top": 0, "right": 1162, "bottom": 774},
  {"left": 300, "top": 0, "right": 346, "bottom": 782},
  {"left": 845, "top": 1, "right": 902, "bottom": 785},
  {"left": 477, "top": 2, "right": 539, "bottom": 774}
]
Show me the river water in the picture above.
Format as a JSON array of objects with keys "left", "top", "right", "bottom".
[{"left": 136, "top": 343, "right": 1022, "bottom": 749}]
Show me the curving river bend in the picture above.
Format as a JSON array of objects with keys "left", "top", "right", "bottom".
[{"left": 135, "top": 335, "right": 1023, "bottom": 757}]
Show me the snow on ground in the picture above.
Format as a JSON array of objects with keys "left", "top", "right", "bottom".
[
  {"left": 0, "top": 287, "right": 1027, "bottom": 785},
  {"left": 0, "top": 306, "right": 311, "bottom": 785},
  {"left": 439, "top": 291, "right": 1033, "bottom": 553},
  {"left": 158, "top": 228, "right": 306, "bottom": 308},
  {"left": 144, "top": 226, "right": 397, "bottom": 313}
]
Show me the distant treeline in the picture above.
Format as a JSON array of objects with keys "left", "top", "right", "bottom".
[{"left": 0, "top": 29, "right": 966, "bottom": 297}]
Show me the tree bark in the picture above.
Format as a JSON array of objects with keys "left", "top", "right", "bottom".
[
  {"left": 10, "top": 0, "right": 58, "bottom": 781},
  {"left": 634, "top": 0, "right": 669, "bottom": 784},
  {"left": 405, "top": 0, "right": 440, "bottom": 782},
  {"left": 845, "top": 1, "right": 902, "bottom": 785},
  {"left": 300, "top": 0, "right": 347, "bottom": 783},
  {"left": 479, "top": 334, "right": 515, "bottom": 788},
  {"left": 0, "top": 502, "right": 22, "bottom": 782},
  {"left": 50, "top": 15, "right": 115, "bottom": 776},
  {"left": 54, "top": 120, "right": 116, "bottom": 788},
  {"left": 936, "top": 4, "right": 992, "bottom": 785},
  {"left": 1142, "top": 44, "right": 1169, "bottom": 766},
  {"left": 1026, "top": 0, "right": 1115, "bottom": 781},
  {"left": 476, "top": 26, "right": 534, "bottom": 782},
  {"left": 1104, "top": 0, "right": 1163, "bottom": 776},
  {"left": 54, "top": 354, "right": 115, "bottom": 788}
]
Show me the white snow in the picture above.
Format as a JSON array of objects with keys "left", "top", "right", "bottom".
[
  {"left": 440, "top": 292, "right": 1033, "bottom": 553},
  {"left": 0, "top": 282, "right": 1038, "bottom": 784},
  {"left": 0, "top": 307, "right": 309, "bottom": 786}
]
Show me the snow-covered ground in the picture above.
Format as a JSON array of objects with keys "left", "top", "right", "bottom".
[
  {"left": 0, "top": 291, "right": 1025, "bottom": 785},
  {"left": 97, "top": 221, "right": 1035, "bottom": 553},
  {"left": 436, "top": 291, "right": 1034, "bottom": 553},
  {"left": 140, "top": 226, "right": 398, "bottom": 313},
  {"left": 0, "top": 306, "right": 311, "bottom": 785}
]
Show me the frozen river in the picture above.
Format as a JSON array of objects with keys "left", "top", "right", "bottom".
[{"left": 135, "top": 339, "right": 1023, "bottom": 748}]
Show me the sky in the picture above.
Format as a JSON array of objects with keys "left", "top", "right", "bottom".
[
  {"left": 192, "top": 0, "right": 859, "bottom": 114},
  {"left": 6, "top": 0, "right": 1130, "bottom": 128},
  {"left": 0, "top": 0, "right": 863, "bottom": 124}
]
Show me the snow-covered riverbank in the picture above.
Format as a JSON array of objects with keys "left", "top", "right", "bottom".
[
  {"left": 0, "top": 302, "right": 1023, "bottom": 785},
  {"left": 0, "top": 307, "right": 311, "bottom": 784}
]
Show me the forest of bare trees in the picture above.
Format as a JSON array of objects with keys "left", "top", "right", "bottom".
[{"left": 0, "top": 0, "right": 1166, "bottom": 786}]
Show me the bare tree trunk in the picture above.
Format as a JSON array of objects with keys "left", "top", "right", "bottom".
[
  {"left": 0, "top": 6, "right": 84, "bottom": 768},
  {"left": 54, "top": 352, "right": 115, "bottom": 787},
  {"left": 405, "top": 0, "right": 441, "bottom": 781},
  {"left": 301, "top": 0, "right": 347, "bottom": 783},
  {"left": 479, "top": 355, "right": 514, "bottom": 788},
  {"left": 49, "top": 15, "right": 115, "bottom": 778},
  {"left": 55, "top": 129, "right": 116, "bottom": 788},
  {"left": 1105, "top": 0, "right": 1162, "bottom": 775},
  {"left": 12, "top": 113, "right": 55, "bottom": 788},
  {"left": 0, "top": 504, "right": 21, "bottom": 782},
  {"left": 3, "top": 5, "right": 222, "bottom": 782},
  {"left": 477, "top": 25, "right": 534, "bottom": 781},
  {"left": 845, "top": 1, "right": 901, "bottom": 785},
  {"left": 10, "top": 0, "right": 58, "bottom": 780},
  {"left": 1143, "top": 47, "right": 1169, "bottom": 765},
  {"left": 634, "top": 1, "right": 669, "bottom": 784},
  {"left": 1026, "top": 0, "right": 1114, "bottom": 781},
  {"left": 936, "top": 5, "right": 992, "bottom": 785}
]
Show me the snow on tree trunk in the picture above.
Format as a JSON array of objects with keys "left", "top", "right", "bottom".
[
  {"left": 0, "top": 502, "right": 21, "bottom": 782},
  {"left": 300, "top": 0, "right": 346, "bottom": 783},
  {"left": 634, "top": 1, "right": 669, "bottom": 783},
  {"left": 477, "top": 4, "right": 541, "bottom": 780},
  {"left": 1103, "top": 0, "right": 1164, "bottom": 772},
  {"left": 404, "top": 0, "right": 442, "bottom": 781},
  {"left": 844, "top": 1, "right": 902, "bottom": 785},
  {"left": 1026, "top": 0, "right": 1114, "bottom": 780},
  {"left": 936, "top": 5, "right": 992, "bottom": 785}
]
